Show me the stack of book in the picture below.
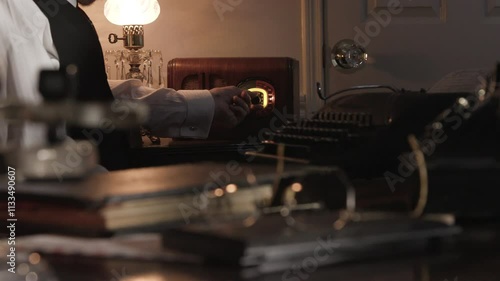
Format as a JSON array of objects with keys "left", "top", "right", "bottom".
[{"left": 0, "top": 163, "right": 338, "bottom": 236}]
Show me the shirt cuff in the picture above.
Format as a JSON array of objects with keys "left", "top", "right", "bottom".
[{"left": 178, "top": 90, "right": 215, "bottom": 138}]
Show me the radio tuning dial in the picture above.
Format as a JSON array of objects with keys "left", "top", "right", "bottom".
[
  {"left": 237, "top": 79, "right": 276, "bottom": 117},
  {"left": 251, "top": 95, "right": 263, "bottom": 105}
]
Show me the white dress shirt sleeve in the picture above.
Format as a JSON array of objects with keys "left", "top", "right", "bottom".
[
  {"left": 0, "top": 0, "right": 60, "bottom": 148},
  {"left": 108, "top": 79, "right": 215, "bottom": 139}
]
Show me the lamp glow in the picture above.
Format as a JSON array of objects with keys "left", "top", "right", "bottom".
[
  {"left": 104, "top": 0, "right": 160, "bottom": 26},
  {"left": 103, "top": 0, "right": 162, "bottom": 82}
]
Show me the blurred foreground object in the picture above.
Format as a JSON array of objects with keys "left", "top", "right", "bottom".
[{"left": 0, "top": 66, "right": 149, "bottom": 180}]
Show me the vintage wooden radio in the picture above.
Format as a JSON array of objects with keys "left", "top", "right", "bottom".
[{"left": 167, "top": 57, "right": 299, "bottom": 139}]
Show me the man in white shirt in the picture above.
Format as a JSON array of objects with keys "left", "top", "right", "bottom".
[{"left": 1, "top": 0, "right": 255, "bottom": 170}]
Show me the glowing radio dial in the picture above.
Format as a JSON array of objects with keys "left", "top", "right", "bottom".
[
  {"left": 248, "top": 87, "right": 269, "bottom": 108},
  {"left": 237, "top": 79, "right": 276, "bottom": 117}
]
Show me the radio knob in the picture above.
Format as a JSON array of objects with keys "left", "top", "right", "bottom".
[{"left": 251, "top": 94, "right": 262, "bottom": 105}]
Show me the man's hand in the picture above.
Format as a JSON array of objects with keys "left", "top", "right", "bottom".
[{"left": 209, "top": 86, "right": 257, "bottom": 133}]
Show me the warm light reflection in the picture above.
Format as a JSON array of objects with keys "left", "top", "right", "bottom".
[
  {"left": 333, "top": 219, "right": 346, "bottom": 230},
  {"left": 214, "top": 188, "right": 225, "bottom": 197},
  {"left": 226, "top": 184, "right": 238, "bottom": 194},
  {"left": 478, "top": 89, "right": 486, "bottom": 97},
  {"left": 291, "top": 183, "right": 303, "bottom": 193},
  {"left": 458, "top": 97, "right": 469, "bottom": 107},
  {"left": 25, "top": 272, "right": 38, "bottom": 281},
  {"left": 17, "top": 263, "right": 30, "bottom": 275},
  {"left": 246, "top": 173, "right": 257, "bottom": 185},
  {"left": 36, "top": 149, "right": 57, "bottom": 161},
  {"left": 123, "top": 273, "right": 168, "bottom": 281},
  {"left": 29, "top": 253, "right": 41, "bottom": 265}
]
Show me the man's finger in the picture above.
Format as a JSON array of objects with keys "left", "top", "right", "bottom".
[
  {"left": 240, "top": 90, "right": 252, "bottom": 107},
  {"left": 250, "top": 104, "right": 264, "bottom": 111},
  {"left": 230, "top": 105, "right": 248, "bottom": 122},
  {"left": 233, "top": 96, "right": 250, "bottom": 113}
]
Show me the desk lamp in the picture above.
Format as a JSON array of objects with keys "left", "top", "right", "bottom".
[{"left": 104, "top": 0, "right": 164, "bottom": 87}]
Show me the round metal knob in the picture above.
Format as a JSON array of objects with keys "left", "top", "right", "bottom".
[{"left": 331, "top": 39, "right": 368, "bottom": 71}]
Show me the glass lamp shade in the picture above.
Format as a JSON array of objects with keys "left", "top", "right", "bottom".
[{"left": 104, "top": 0, "right": 160, "bottom": 25}]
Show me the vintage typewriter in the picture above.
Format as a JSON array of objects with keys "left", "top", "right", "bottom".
[
  {"left": 259, "top": 72, "right": 500, "bottom": 217},
  {"left": 262, "top": 87, "right": 469, "bottom": 174}
]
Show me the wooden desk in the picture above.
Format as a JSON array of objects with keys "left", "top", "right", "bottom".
[
  {"left": 129, "top": 139, "right": 263, "bottom": 168},
  {"left": 8, "top": 223, "right": 500, "bottom": 281}
]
